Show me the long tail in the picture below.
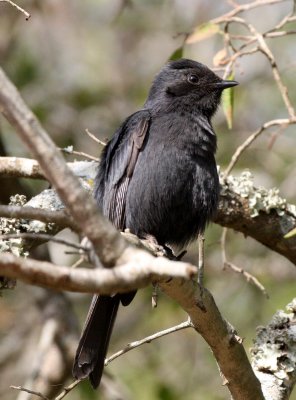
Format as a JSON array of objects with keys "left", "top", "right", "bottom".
[{"left": 73, "top": 294, "right": 120, "bottom": 388}]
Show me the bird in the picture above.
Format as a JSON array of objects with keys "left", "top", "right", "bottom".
[{"left": 73, "top": 58, "right": 238, "bottom": 388}]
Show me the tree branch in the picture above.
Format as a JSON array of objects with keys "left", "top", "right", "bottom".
[
  {"left": 215, "top": 172, "right": 296, "bottom": 265},
  {"left": 0, "top": 157, "right": 97, "bottom": 180},
  {"left": 211, "top": 0, "right": 290, "bottom": 25},
  {"left": 252, "top": 299, "right": 296, "bottom": 400},
  {"left": 0, "top": 205, "right": 78, "bottom": 231},
  {"left": 0, "top": 0, "right": 31, "bottom": 20},
  {"left": 223, "top": 119, "right": 296, "bottom": 177},
  {"left": 0, "top": 252, "right": 197, "bottom": 294},
  {"left": 10, "top": 386, "right": 49, "bottom": 400},
  {"left": 221, "top": 228, "right": 268, "bottom": 296},
  {"left": 159, "top": 278, "right": 265, "bottom": 400},
  {"left": 0, "top": 66, "right": 134, "bottom": 268},
  {"left": 105, "top": 319, "right": 192, "bottom": 365}
]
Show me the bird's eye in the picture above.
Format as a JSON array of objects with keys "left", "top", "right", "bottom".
[{"left": 187, "top": 74, "right": 199, "bottom": 84}]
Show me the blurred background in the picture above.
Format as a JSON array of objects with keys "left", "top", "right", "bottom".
[{"left": 0, "top": 1, "right": 296, "bottom": 399}]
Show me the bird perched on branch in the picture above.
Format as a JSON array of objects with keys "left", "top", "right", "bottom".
[{"left": 73, "top": 58, "right": 238, "bottom": 388}]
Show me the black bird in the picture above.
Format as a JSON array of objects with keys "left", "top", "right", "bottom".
[{"left": 73, "top": 58, "right": 238, "bottom": 388}]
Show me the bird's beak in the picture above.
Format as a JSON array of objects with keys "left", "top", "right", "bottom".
[{"left": 214, "top": 80, "right": 239, "bottom": 89}]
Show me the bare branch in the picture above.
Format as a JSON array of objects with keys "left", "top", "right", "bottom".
[
  {"left": 211, "top": 0, "right": 290, "bottom": 25},
  {"left": 10, "top": 386, "right": 49, "bottom": 400},
  {"left": 54, "top": 380, "right": 81, "bottom": 400},
  {"left": 0, "top": 157, "right": 97, "bottom": 181},
  {"left": 0, "top": 205, "right": 79, "bottom": 231},
  {"left": 0, "top": 0, "right": 31, "bottom": 20},
  {"left": 218, "top": 14, "right": 296, "bottom": 120},
  {"left": 159, "top": 278, "right": 265, "bottom": 400},
  {"left": 221, "top": 228, "right": 268, "bottom": 297},
  {"left": 0, "top": 233, "right": 85, "bottom": 251},
  {"left": 59, "top": 147, "right": 99, "bottom": 162},
  {"left": 0, "top": 252, "right": 197, "bottom": 294},
  {"left": 223, "top": 118, "right": 296, "bottom": 177},
  {"left": 105, "top": 319, "right": 192, "bottom": 365},
  {"left": 252, "top": 299, "right": 296, "bottom": 400},
  {"left": 208, "top": 2, "right": 296, "bottom": 173},
  {"left": 0, "top": 156, "right": 44, "bottom": 179},
  {"left": 236, "top": 17, "right": 296, "bottom": 118},
  {"left": 215, "top": 172, "right": 296, "bottom": 265},
  {"left": 85, "top": 128, "right": 107, "bottom": 146}
]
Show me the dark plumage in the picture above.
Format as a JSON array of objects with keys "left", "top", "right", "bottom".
[{"left": 73, "top": 58, "right": 238, "bottom": 388}]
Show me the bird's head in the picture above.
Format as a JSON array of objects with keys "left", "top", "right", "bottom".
[{"left": 146, "top": 59, "right": 238, "bottom": 117}]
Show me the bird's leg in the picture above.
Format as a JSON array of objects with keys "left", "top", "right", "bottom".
[
  {"left": 152, "top": 282, "right": 158, "bottom": 308},
  {"left": 141, "top": 234, "right": 163, "bottom": 307},
  {"left": 198, "top": 234, "right": 205, "bottom": 286}
]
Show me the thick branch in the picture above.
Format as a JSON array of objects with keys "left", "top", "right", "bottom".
[
  {"left": 252, "top": 299, "right": 296, "bottom": 400},
  {"left": 159, "top": 278, "right": 265, "bottom": 400},
  {"left": 0, "top": 252, "right": 197, "bottom": 294},
  {"left": 0, "top": 157, "right": 44, "bottom": 179},
  {"left": 0, "top": 67, "right": 129, "bottom": 267},
  {"left": 0, "top": 205, "right": 78, "bottom": 231},
  {"left": 0, "top": 157, "right": 97, "bottom": 180},
  {"left": 214, "top": 173, "right": 296, "bottom": 265}
]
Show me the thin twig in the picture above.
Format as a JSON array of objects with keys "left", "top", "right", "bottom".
[
  {"left": 245, "top": 19, "right": 296, "bottom": 119},
  {"left": 0, "top": 205, "right": 79, "bottom": 231},
  {"left": 222, "top": 46, "right": 259, "bottom": 78},
  {"left": 219, "top": 16, "right": 296, "bottom": 119},
  {"left": 267, "top": 7, "right": 296, "bottom": 31},
  {"left": 267, "top": 124, "right": 287, "bottom": 149},
  {"left": 0, "top": 157, "right": 96, "bottom": 182},
  {"left": 0, "top": 0, "right": 31, "bottom": 20},
  {"left": 230, "top": 30, "right": 296, "bottom": 42},
  {"left": 212, "top": 6, "right": 296, "bottom": 178},
  {"left": 0, "top": 233, "right": 87, "bottom": 252},
  {"left": 224, "top": 118, "right": 295, "bottom": 176},
  {"left": 85, "top": 128, "right": 107, "bottom": 146},
  {"left": 224, "top": 260, "right": 269, "bottom": 297},
  {"left": 10, "top": 386, "right": 49, "bottom": 400},
  {"left": 71, "top": 257, "right": 84, "bottom": 268},
  {"left": 0, "top": 252, "right": 197, "bottom": 294},
  {"left": 54, "top": 380, "right": 81, "bottom": 400},
  {"left": 211, "top": 0, "right": 290, "bottom": 25},
  {"left": 59, "top": 147, "right": 98, "bottom": 162},
  {"left": 221, "top": 228, "right": 268, "bottom": 297},
  {"left": 105, "top": 319, "right": 193, "bottom": 365}
]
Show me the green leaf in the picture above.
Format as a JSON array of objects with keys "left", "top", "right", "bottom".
[
  {"left": 284, "top": 227, "right": 296, "bottom": 239},
  {"left": 222, "top": 72, "right": 235, "bottom": 129},
  {"left": 169, "top": 46, "right": 183, "bottom": 61},
  {"left": 186, "top": 22, "right": 220, "bottom": 44}
]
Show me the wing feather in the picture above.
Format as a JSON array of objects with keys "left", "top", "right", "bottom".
[{"left": 95, "top": 110, "right": 151, "bottom": 230}]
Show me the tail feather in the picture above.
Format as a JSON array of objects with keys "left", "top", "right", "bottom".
[{"left": 73, "top": 294, "right": 120, "bottom": 388}]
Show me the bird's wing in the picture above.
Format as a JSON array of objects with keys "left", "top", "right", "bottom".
[{"left": 95, "top": 109, "right": 151, "bottom": 230}]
